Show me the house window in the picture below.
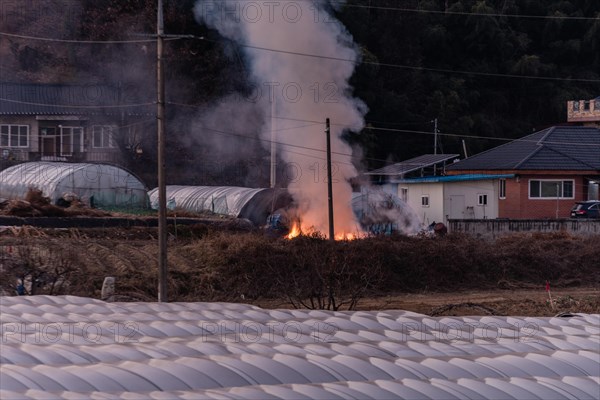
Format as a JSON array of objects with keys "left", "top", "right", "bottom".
[
  {"left": 478, "top": 194, "right": 488, "bottom": 206},
  {"left": 595, "top": 98, "right": 600, "bottom": 111},
  {"left": 499, "top": 179, "right": 506, "bottom": 199},
  {"left": 573, "top": 101, "right": 580, "bottom": 111},
  {"left": 92, "top": 125, "right": 116, "bottom": 148},
  {"left": 583, "top": 101, "right": 590, "bottom": 111},
  {"left": 0, "top": 125, "right": 29, "bottom": 148},
  {"left": 529, "top": 179, "right": 574, "bottom": 199},
  {"left": 60, "top": 127, "right": 84, "bottom": 156},
  {"left": 400, "top": 187, "right": 408, "bottom": 202},
  {"left": 421, "top": 195, "right": 429, "bottom": 207}
]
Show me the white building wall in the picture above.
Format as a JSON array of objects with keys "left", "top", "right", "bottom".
[
  {"left": 444, "top": 180, "right": 498, "bottom": 220},
  {"left": 404, "top": 183, "right": 444, "bottom": 225},
  {"left": 403, "top": 179, "right": 500, "bottom": 225}
]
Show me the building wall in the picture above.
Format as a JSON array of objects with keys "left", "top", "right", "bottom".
[
  {"left": 0, "top": 116, "right": 38, "bottom": 161},
  {"left": 1, "top": 115, "right": 126, "bottom": 166},
  {"left": 443, "top": 180, "right": 499, "bottom": 220},
  {"left": 501, "top": 174, "right": 589, "bottom": 219},
  {"left": 405, "top": 180, "right": 501, "bottom": 225},
  {"left": 567, "top": 98, "right": 600, "bottom": 125},
  {"left": 404, "top": 183, "right": 444, "bottom": 225},
  {"left": 499, "top": 177, "right": 520, "bottom": 218}
]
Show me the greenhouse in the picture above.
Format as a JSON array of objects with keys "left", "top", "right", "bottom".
[
  {"left": 148, "top": 185, "right": 293, "bottom": 225},
  {"left": 0, "top": 162, "right": 148, "bottom": 209},
  {"left": 1, "top": 295, "right": 598, "bottom": 399}
]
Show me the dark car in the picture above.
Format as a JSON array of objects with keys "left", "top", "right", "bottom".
[{"left": 570, "top": 200, "right": 600, "bottom": 218}]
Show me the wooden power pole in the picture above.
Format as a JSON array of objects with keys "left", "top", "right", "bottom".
[
  {"left": 157, "top": 0, "right": 168, "bottom": 302},
  {"left": 325, "top": 118, "right": 334, "bottom": 241}
]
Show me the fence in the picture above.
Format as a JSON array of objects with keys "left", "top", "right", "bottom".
[{"left": 449, "top": 219, "right": 600, "bottom": 239}]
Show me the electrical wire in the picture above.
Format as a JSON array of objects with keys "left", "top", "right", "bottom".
[
  {"left": 2, "top": 29, "right": 599, "bottom": 83},
  {"left": 195, "top": 36, "right": 600, "bottom": 83},
  {"left": 331, "top": 1, "right": 600, "bottom": 21},
  {"left": 0, "top": 31, "right": 182, "bottom": 44}
]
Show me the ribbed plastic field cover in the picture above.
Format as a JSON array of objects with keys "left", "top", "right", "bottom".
[
  {"left": 1, "top": 296, "right": 598, "bottom": 399},
  {"left": 0, "top": 162, "right": 148, "bottom": 208}
]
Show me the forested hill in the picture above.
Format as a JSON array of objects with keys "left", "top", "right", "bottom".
[
  {"left": 1, "top": 0, "right": 599, "bottom": 175},
  {"left": 338, "top": 0, "right": 600, "bottom": 164}
]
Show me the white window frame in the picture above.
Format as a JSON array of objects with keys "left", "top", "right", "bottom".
[
  {"left": 400, "top": 187, "right": 408, "bottom": 202},
  {"left": 499, "top": 179, "right": 506, "bottom": 199},
  {"left": 0, "top": 124, "right": 29, "bottom": 148},
  {"left": 478, "top": 194, "right": 488, "bottom": 206},
  {"left": 59, "top": 126, "right": 84, "bottom": 156},
  {"left": 92, "top": 125, "right": 116, "bottom": 149},
  {"left": 421, "top": 195, "right": 430, "bottom": 207},
  {"left": 528, "top": 179, "right": 575, "bottom": 199}
]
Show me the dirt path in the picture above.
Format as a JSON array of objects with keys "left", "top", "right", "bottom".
[{"left": 255, "top": 287, "right": 600, "bottom": 316}]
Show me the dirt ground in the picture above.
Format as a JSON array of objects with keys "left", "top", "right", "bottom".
[{"left": 255, "top": 287, "right": 600, "bottom": 317}]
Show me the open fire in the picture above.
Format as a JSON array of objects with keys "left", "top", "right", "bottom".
[{"left": 285, "top": 220, "right": 360, "bottom": 241}]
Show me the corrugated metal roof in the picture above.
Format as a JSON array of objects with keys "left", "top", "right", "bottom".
[
  {"left": 0, "top": 82, "right": 154, "bottom": 116},
  {"left": 398, "top": 173, "right": 515, "bottom": 183},
  {"left": 447, "top": 126, "right": 600, "bottom": 171},
  {"left": 365, "top": 154, "right": 460, "bottom": 176},
  {"left": 1, "top": 295, "right": 598, "bottom": 399}
]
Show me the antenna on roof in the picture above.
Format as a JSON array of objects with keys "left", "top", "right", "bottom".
[{"left": 462, "top": 139, "right": 468, "bottom": 159}]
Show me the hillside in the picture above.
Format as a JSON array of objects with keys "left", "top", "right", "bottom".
[{"left": 1, "top": 0, "right": 599, "bottom": 183}]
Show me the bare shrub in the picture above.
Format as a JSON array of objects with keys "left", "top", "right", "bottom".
[{"left": 0, "top": 241, "right": 80, "bottom": 295}]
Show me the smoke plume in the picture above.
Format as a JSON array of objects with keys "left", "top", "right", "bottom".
[{"left": 194, "top": 0, "right": 367, "bottom": 236}]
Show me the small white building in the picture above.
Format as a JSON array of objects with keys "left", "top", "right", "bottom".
[{"left": 396, "top": 174, "right": 514, "bottom": 225}]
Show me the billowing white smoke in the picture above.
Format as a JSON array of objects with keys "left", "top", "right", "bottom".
[{"left": 194, "top": 0, "right": 367, "bottom": 236}]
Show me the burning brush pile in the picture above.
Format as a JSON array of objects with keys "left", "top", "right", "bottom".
[{"left": 0, "top": 188, "right": 110, "bottom": 217}]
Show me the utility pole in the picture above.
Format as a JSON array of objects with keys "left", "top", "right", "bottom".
[
  {"left": 157, "top": 0, "right": 168, "bottom": 302},
  {"left": 325, "top": 118, "right": 334, "bottom": 241},
  {"left": 270, "top": 91, "right": 277, "bottom": 188},
  {"left": 433, "top": 118, "right": 438, "bottom": 155}
]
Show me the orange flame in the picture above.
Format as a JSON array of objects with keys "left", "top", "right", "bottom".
[
  {"left": 285, "top": 220, "right": 360, "bottom": 241},
  {"left": 286, "top": 221, "right": 302, "bottom": 239},
  {"left": 335, "top": 232, "right": 357, "bottom": 241}
]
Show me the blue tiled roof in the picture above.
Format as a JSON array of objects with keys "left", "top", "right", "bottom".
[
  {"left": 447, "top": 126, "right": 600, "bottom": 171},
  {"left": 398, "top": 173, "right": 515, "bottom": 183},
  {"left": 0, "top": 82, "right": 154, "bottom": 116}
]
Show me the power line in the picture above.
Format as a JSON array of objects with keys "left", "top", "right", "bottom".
[
  {"left": 197, "top": 36, "right": 600, "bottom": 83},
  {"left": 0, "top": 31, "right": 182, "bottom": 44},
  {"left": 332, "top": 1, "right": 600, "bottom": 21},
  {"left": 2, "top": 95, "right": 596, "bottom": 148},
  {"left": 166, "top": 101, "right": 600, "bottom": 148},
  {"left": 2, "top": 30, "right": 599, "bottom": 83}
]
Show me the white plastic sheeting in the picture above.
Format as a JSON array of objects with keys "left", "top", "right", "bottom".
[
  {"left": 0, "top": 162, "right": 148, "bottom": 208},
  {"left": 149, "top": 185, "right": 264, "bottom": 217},
  {"left": 1, "top": 296, "right": 598, "bottom": 399},
  {"left": 148, "top": 186, "right": 293, "bottom": 225}
]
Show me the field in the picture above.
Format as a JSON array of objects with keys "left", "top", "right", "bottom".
[{"left": 1, "top": 222, "right": 598, "bottom": 317}]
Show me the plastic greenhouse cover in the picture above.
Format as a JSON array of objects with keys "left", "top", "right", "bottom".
[
  {"left": 1, "top": 295, "right": 598, "bottom": 399},
  {"left": 148, "top": 185, "right": 264, "bottom": 217},
  {"left": 0, "top": 162, "right": 147, "bottom": 207}
]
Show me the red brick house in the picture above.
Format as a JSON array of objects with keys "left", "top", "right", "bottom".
[{"left": 446, "top": 125, "right": 600, "bottom": 219}]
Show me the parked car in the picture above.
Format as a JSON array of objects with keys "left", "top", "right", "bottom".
[{"left": 570, "top": 200, "right": 600, "bottom": 218}]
